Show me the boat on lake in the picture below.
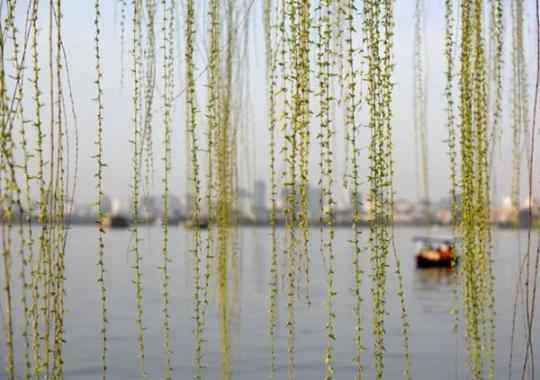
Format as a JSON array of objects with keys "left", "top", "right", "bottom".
[
  {"left": 101, "top": 214, "right": 131, "bottom": 228},
  {"left": 413, "top": 236, "right": 458, "bottom": 268},
  {"left": 184, "top": 215, "right": 209, "bottom": 229}
]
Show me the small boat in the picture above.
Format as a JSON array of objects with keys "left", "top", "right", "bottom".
[
  {"left": 184, "top": 216, "right": 209, "bottom": 229},
  {"left": 101, "top": 214, "right": 131, "bottom": 228},
  {"left": 413, "top": 236, "right": 458, "bottom": 268},
  {"left": 110, "top": 214, "right": 130, "bottom": 228}
]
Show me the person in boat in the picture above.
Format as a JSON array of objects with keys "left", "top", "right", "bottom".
[
  {"left": 418, "top": 241, "right": 453, "bottom": 263},
  {"left": 437, "top": 242, "right": 453, "bottom": 261}
]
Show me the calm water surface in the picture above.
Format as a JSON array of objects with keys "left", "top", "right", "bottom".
[{"left": 3, "top": 226, "right": 539, "bottom": 379}]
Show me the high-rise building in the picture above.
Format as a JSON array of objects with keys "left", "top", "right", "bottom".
[
  {"left": 100, "top": 195, "right": 112, "bottom": 214},
  {"left": 254, "top": 180, "right": 267, "bottom": 210},
  {"left": 308, "top": 185, "right": 322, "bottom": 221},
  {"left": 252, "top": 180, "right": 268, "bottom": 221},
  {"left": 349, "top": 189, "right": 363, "bottom": 212}
]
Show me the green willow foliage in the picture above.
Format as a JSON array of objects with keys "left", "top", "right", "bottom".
[
  {"left": 280, "top": 0, "right": 302, "bottom": 376},
  {"left": 94, "top": 0, "right": 109, "bottom": 378},
  {"left": 489, "top": 0, "right": 503, "bottom": 157},
  {"left": 315, "top": 0, "right": 337, "bottom": 378},
  {"left": 1, "top": 1, "right": 540, "bottom": 380},
  {"left": 444, "top": 0, "right": 462, "bottom": 346},
  {"left": 12, "top": 2, "right": 34, "bottom": 375},
  {"left": 340, "top": 1, "right": 366, "bottom": 377},
  {"left": 511, "top": 0, "right": 529, "bottom": 226},
  {"left": 204, "top": 0, "right": 219, "bottom": 321},
  {"left": 413, "top": 0, "right": 430, "bottom": 213},
  {"left": 0, "top": 0, "right": 74, "bottom": 378},
  {"left": 160, "top": 1, "right": 175, "bottom": 378},
  {"left": 444, "top": 0, "right": 458, "bottom": 230},
  {"left": 119, "top": 0, "right": 128, "bottom": 89},
  {"left": 521, "top": 2, "right": 540, "bottom": 379},
  {"left": 184, "top": 1, "right": 204, "bottom": 377},
  {"left": 216, "top": 1, "right": 236, "bottom": 379},
  {"left": 363, "top": 1, "right": 400, "bottom": 378},
  {"left": 263, "top": 0, "right": 280, "bottom": 378},
  {"left": 458, "top": 0, "right": 496, "bottom": 378},
  {"left": 130, "top": 1, "right": 148, "bottom": 377}
]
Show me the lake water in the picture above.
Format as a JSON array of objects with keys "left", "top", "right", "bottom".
[{"left": 2, "top": 226, "right": 539, "bottom": 379}]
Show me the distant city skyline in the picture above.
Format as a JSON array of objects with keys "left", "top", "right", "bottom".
[{"left": 34, "top": 181, "right": 538, "bottom": 229}]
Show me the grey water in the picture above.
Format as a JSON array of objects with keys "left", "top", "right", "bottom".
[{"left": 2, "top": 226, "right": 539, "bottom": 379}]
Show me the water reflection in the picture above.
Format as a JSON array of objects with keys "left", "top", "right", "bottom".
[
  {"left": 5, "top": 226, "right": 539, "bottom": 379},
  {"left": 413, "top": 267, "right": 456, "bottom": 315},
  {"left": 414, "top": 267, "right": 456, "bottom": 287}
]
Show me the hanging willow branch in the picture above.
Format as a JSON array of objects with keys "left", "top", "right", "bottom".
[
  {"left": 458, "top": 0, "right": 496, "bottom": 377},
  {"left": 94, "top": 0, "right": 109, "bottom": 378},
  {"left": 160, "top": 1, "right": 175, "bottom": 379},
  {"left": 413, "top": 0, "right": 430, "bottom": 216},
  {"left": 30, "top": 0, "right": 47, "bottom": 376},
  {"left": 8, "top": 0, "right": 35, "bottom": 377},
  {"left": 141, "top": 0, "right": 157, "bottom": 196},
  {"left": 297, "top": 0, "right": 311, "bottom": 307},
  {"left": 342, "top": 0, "right": 365, "bottom": 377},
  {"left": 316, "top": 0, "right": 336, "bottom": 377},
  {"left": 203, "top": 0, "right": 220, "bottom": 330},
  {"left": 119, "top": 0, "right": 127, "bottom": 90},
  {"left": 521, "top": 0, "right": 540, "bottom": 378},
  {"left": 489, "top": 0, "right": 503, "bottom": 154},
  {"left": 184, "top": 0, "right": 204, "bottom": 376},
  {"left": 130, "top": 0, "right": 147, "bottom": 377},
  {"left": 216, "top": 1, "right": 236, "bottom": 378},
  {"left": 52, "top": 1, "right": 68, "bottom": 376},
  {"left": 283, "top": 0, "right": 301, "bottom": 376},
  {"left": 363, "top": 1, "right": 405, "bottom": 378},
  {"left": 263, "top": 0, "right": 280, "bottom": 377},
  {"left": 511, "top": 0, "right": 528, "bottom": 227}
]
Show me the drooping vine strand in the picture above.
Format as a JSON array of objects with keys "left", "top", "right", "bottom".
[
  {"left": 341, "top": 0, "right": 365, "bottom": 376},
  {"left": 2, "top": 7, "right": 39, "bottom": 372},
  {"left": 363, "top": 0, "right": 401, "bottom": 378},
  {"left": 159, "top": 1, "right": 175, "bottom": 379},
  {"left": 511, "top": 0, "right": 528, "bottom": 227},
  {"left": 444, "top": 0, "right": 458, "bottom": 230},
  {"left": 43, "top": 2, "right": 56, "bottom": 374},
  {"left": 458, "top": 0, "right": 496, "bottom": 377},
  {"left": 52, "top": 1, "right": 68, "bottom": 376},
  {"left": 521, "top": 0, "right": 540, "bottom": 376},
  {"left": 508, "top": 0, "right": 535, "bottom": 377},
  {"left": 413, "top": 0, "right": 430, "bottom": 216},
  {"left": 485, "top": 4, "right": 503, "bottom": 376},
  {"left": 94, "top": 0, "right": 109, "bottom": 378},
  {"left": 263, "top": 0, "right": 279, "bottom": 377},
  {"left": 216, "top": 1, "right": 236, "bottom": 378},
  {"left": 282, "top": 0, "right": 301, "bottom": 376},
  {"left": 8, "top": 0, "right": 35, "bottom": 376},
  {"left": 365, "top": 0, "right": 385, "bottom": 377},
  {"left": 444, "top": 0, "right": 463, "bottom": 362},
  {"left": 30, "top": 0, "right": 47, "bottom": 375},
  {"left": 130, "top": 0, "right": 147, "bottom": 377},
  {"left": 0, "top": 52, "right": 16, "bottom": 376},
  {"left": 119, "top": 0, "right": 127, "bottom": 90},
  {"left": 141, "top": 0, "right": 157, "bottom": 196},
  {"left": 184, "top": 0, "right": 204, "bottom": 376},
  {"left": 488, "top": 0, "right": 503, "bottom": 159},
  {"left": 316, "top": 0, "right": 336, "bottom": 377},
  {"left": 203, "top": 0, "right": 220, "bottom": 327},
  {"left": 297, "top": 0, "right": 311, "bottom": 308},
  {"left": 383, "top": 2, "right": 413, "bottom": 378}
]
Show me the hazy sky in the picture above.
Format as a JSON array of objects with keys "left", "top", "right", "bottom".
[{"left": 34, "top": 1, "right": 539, "bottom": 206}]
